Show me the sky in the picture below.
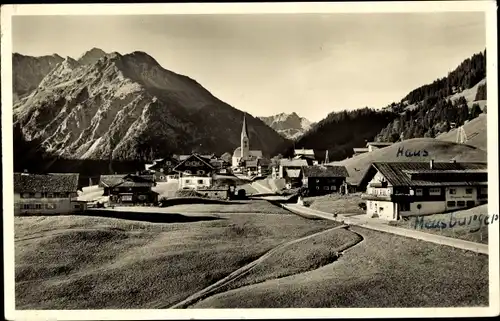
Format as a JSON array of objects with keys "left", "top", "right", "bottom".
[{"left": 12, "top": 12, "right": 486, "bottom": 122}]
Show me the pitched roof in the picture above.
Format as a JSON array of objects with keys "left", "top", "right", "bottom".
[
  {"left": 99, "top": 174, "right": 155, "bottom": 188},
  {"left": 303, "top": 165, "right": 349, "bottom": 178},
  {"left": 368, "top": 162, "right": 487, "bottom": 187},
  {"left": 279, "top": 159, "right": 308, "bottom": 167},
  {"left": 14, "top": 173, "right": 79, "bottom": 193},
  {"left": 173, "top": 154, "right": 214, "bottom": 172}
]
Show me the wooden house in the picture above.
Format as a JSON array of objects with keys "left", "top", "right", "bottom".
[
  {"left": 14, "top": 172, "right": 86, "bottom": 215},
  {"left": 302, "top": 165, "right": 349, "bottom": 196},
  {"left": 99, "top": 174, "right": 158, "bottom": 204}
]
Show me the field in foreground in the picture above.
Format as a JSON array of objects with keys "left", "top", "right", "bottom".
[
  {"left": 304, "top": 193, "right": 365, "bottom": 216},
  {"left": 15, "top": 200, "right": 489, "bottom": 309},
  {"left": 192, "top": 226, "right": 488, "bottom": 308},
  {"left": 15, "top": 201, "right": 338, "bottom": 309}
]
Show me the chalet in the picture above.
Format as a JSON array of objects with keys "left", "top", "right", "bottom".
[
  {"left": 173, "top": 154, "right": 216, "bottom": 190},
  {"left": 294, "top": 148, "right": 316, "bottom": 164},
  {"left": 14, "top": 172, "right": 86, "bottom": 215},
  {"left": 360, "top": 161, "right": 488, "bottom": 221},
  {"left": 147, "top": 157, "right": 179, "bottom": 182},
  {"left": 278, "top": 159, "right": 308, "bottom": 179},
  {"left": 99, "top": 174, "right": 158, "bottom": 204},
  {"left": 302, "top": 165, "right": 349, "bottom": 196}
]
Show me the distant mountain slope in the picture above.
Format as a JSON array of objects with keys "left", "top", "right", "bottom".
[
  {"left": 259, "top": 112, "right": 313, "bottom": 140},
  {"left": 329, "top": 138, "right": 487, "bottom": 186},
  {"left": 436, "top": 114, "right": 487, "bottom": 151},
  {"left": 13, "top": 53, "right": 64, "bottom": 101},
  {"left": 377, "top": 50, "right": 486, "bottom": 143},
  {"left": 292, "top": 108, "right": 398, "bottom": 161},
  {"left": 13, "top": 49, "right": 290, "bottom": 161}
]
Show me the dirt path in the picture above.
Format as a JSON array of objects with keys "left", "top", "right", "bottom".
[{"left": 168, "top": 224, "right": 360, "bottom": 309}]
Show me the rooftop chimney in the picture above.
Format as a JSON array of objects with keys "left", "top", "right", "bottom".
[{"left": 430, "top": 159, "right": 434, "bottom": 169}]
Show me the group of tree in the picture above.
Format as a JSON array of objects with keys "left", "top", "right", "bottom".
[
  {"left": 292, "top": 107, "right": 397, "bottom": 161},
  {"left": 376, "top": 96, "right": 484, "bottom": 142},
  {"left": 402, "top": 50, "right": 486, "bottom": 105}
]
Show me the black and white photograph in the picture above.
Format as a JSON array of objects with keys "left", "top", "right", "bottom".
[{"left": 1, "top": 1, "right": 498, "bottom": 319}]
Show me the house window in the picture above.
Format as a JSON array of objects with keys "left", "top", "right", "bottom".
[
  {"left": 22, "top": 204, "right": 30, "bottom": 209},
  {"left": 160, "top": 176, "right": 165, "bottom": 180},
  {"left": 45, "top": 203, "right": 56, "bottom": 209},
  {"left": 74, "top": 204, "right": 80, "bottom": 209},
  {"left": 465, "top": 188, "right": 473, "bottom": 194},
  {"left": 197, "top": 179, "right": 204, "bottom": 185},
  {"left": 399, "top": 202, "right": 410, "bottom": 211},
  {"left": 185, "top": 179, "right": 191, "bottom": 184},
  {"left": 429, "top": 188, "right": 441, "bottom": 195},
  {"left": 197, "top": 170, "right": 205, "bottom": 175},
  {"left": 466, "top": 201, "right": 475, "bottom": 207},
  {"left": 47, "top": 193, "right": 54, "bottom": 198},
  {"left": 480, "top": 187, "right": 488, "bottom": 195},
  {"left": 447, "top": 201, "right": 456, "bottom": 207},
  {"left": 184, "top": 170, "right": 192, "bottom": 175},
  {"left": 457, "top": 201, "right": 466, "bottom": 207},
  {"left": 324, "top": 186, "right": 329, "bottom": 190},
  {"left": 316, "top": 179, "right": 320, "bottom": 183},
  {"left": 34, "top": 192, "right": 42, "bottom": 198},
  {"left": 379, "top": 207, "right": 384, "bottom": 213},
  {"left": 416, "top": 189, "right": 423, "bottom": 196},
  {"left": 331, "top": 186, "right": 337, "bottom": 191},
  {"left": 22, "top": 193, "right": 30, "bottom": 198},
  {"left": 316, "top": 186, "right": 320, "bottom": 190},
  {"left": 449, "top": 189, "right": 457, "bottom": 195},
  {"left": 35, "top": 204, "right": 42, "bottom": 209}
]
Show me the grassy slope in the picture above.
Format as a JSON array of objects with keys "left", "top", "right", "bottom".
[
  {"left": 329, "top": 138, "right": 487, "bottom": 186},
  {"left": 394, "top": 204, "right": 489, "bottom": 244},
  {"left": 193, "top": 226, "right": 488, "bottom": 308},
  {"left": 305, "top": 193, "right": 365, "bottom": 216},
  {"left": 15, "top": 202, "right": 338, "bottom": 309},
  {"left": 436, "top": 114, "right": 487, "bottom": 151}
]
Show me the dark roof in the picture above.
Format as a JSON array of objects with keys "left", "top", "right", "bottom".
[
  {"left": 370, "top": 162, "right": 487, "bottom": 187},
  {"left": 99, "top": 174, "right": 155, "bottom": 188},
  {"left": 14, "top": 173, "right": 79, "bottom": 193},
  {"left": 303, "top": 165, "right": 349, "bottom": 178},
  {"left": 173, "top": 154, "right": 214, "bottom": 172}
]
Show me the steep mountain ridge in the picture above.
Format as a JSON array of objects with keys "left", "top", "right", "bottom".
[
  {"left": 13, "top": 49, "right": 290, "bottom": 160},
  {"left": 259, "top": 112, "right": 313, "bottom": 140},
  {"left": 13, "top": 53, "right": 64, "bottom": 101}
]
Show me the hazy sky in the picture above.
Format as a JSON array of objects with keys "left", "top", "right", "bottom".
[{"left": 13, "top": 12, "right": 485, "bottom": 122}]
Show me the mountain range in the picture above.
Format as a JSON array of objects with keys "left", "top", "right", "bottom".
[
  {"left": 13, "top": 48, "right": 290, "bottom": 161},
  {"left": 258, "top": 112, "right": 313, "bottom": 140}
]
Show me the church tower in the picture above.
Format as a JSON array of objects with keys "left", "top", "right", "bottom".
[{"left": 241, "top": 113, "right": 250, "bottom": 159}]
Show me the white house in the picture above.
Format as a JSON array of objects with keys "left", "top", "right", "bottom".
[
  {"left": 14, "top": 172, "right": 86, "bottom": 215},
  {"left": 360, "top": 160, "right": 488, "bottom": 221},
  {"left": 173, "top": 154, "right": 216, "bottom": 190}
]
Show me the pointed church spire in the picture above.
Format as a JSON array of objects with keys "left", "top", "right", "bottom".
[{"left": 241, "top": 113, "right": 249, "bottom": 139}]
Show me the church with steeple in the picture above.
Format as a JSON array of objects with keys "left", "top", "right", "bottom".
[{"left": 232, "top": 113, "right": 263, "bottom": 168}]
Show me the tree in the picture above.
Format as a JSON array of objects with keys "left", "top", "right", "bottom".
[{"left": 470, "top": 103, "right": 483, "bottom": 119}]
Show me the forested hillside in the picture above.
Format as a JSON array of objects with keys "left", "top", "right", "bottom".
[
  {"left": 376, "top": 49, "right": 486, "bottom": 143},
  {"left": 293, "top": 108, "right": 397, "bottom": 161}
]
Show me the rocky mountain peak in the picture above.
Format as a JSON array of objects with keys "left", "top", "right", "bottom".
[{"left": 78, "top": 47, "right": 108, "bottom": 65}]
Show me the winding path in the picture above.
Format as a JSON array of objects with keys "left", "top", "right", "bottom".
[{"left": 169, "top": 224, "right": 357, "bottom": 309}]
